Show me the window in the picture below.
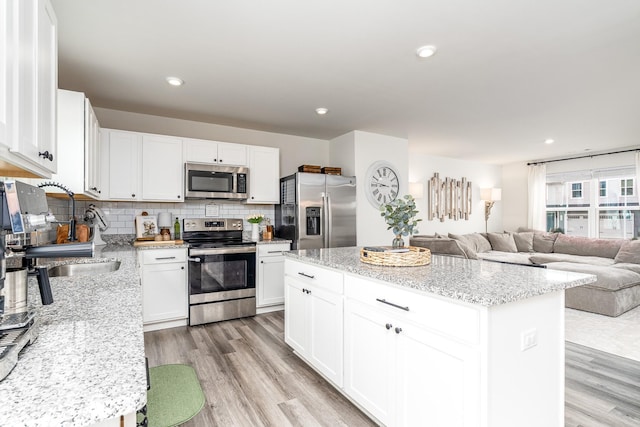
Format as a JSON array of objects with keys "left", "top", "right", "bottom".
[
  {"left": 546, "top": 166, "right": 638, "bottom": 239},
  {"left": 621, "top": 179, "right": 634, "bottom": 196},
  {"left": 571, "top": 183, "right": 582, "bottom": 198}
]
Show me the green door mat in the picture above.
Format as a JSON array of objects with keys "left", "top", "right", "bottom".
[{"left": 145, "top": 364, "right": 205, "bottom": 427}]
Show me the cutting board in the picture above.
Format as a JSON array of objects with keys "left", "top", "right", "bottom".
[{"left": 133, "top": 239, "right": 184, "bottom": 247}]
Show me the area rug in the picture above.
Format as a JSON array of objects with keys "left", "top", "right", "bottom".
[{"left": 146, "top": 364, "right": 205, "bottom": 427}]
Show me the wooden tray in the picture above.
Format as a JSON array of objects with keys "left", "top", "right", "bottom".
[
  {"left": 360, "top": 246, "right": 431, "bottom": 267},
  {"left": 321, "top": 167, "right": 342, "bottom": 175},
  {"left": 133, "top": 239, "right": 184, "bottom": 247},
  {"left": 298, "top": 164, "right": 322, "bottom": 173}
]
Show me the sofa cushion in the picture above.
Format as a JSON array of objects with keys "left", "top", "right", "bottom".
[
  {"left": 476, "top": 251, "right": 534, "bottom": 265},
  {"left": 486, "top": 233, "right": 518, "bottom": 252},
  {"left": 529, "top": 253, "right": 615, "bottom": 266},
  {"left": 614, "top": 240, "right": 640, "bottom": 264},
  {"left": 613, "top": 263, "right": 640, "bottom": 275},
  {"left": 448, "top": 233, "right": 492, "bottom": 253},
  {"left": 513, "top": 232, "right": 534, "bottom": 252},
  {"left": 532, "top": 232, "right": 558, "bottom": 253},
  {"left": 543, "top": 262, "right": 640, "bottom": 292},
  {"left": 553, "top": 234, "right": 624, "bottom": 259}
]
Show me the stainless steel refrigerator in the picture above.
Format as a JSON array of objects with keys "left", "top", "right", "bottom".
[{"left": 275, "top": 172, "right": 356, "bottom": 250}]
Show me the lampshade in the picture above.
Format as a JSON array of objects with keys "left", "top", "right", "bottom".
[
  {"left": 409, "top": 182, "right": 424, "bottom": 199},
  {"left": 480, "top": 188, "right": 502, "bottom": 202},
  {"left": 158, "top": 212, "right": 172, "bottom": 228}
]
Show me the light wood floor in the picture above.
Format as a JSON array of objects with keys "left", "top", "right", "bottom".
[
  {"left": 144, "top": 311, "right": 375, "bottom": 426},
  {"left": 565, "top": 342, "right": 640, "bottom": 427},
  {"left": 144, "top": 312, "right": 640, "bottom": 427}
]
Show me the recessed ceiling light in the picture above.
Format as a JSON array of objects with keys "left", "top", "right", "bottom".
[
  {"left": 315, "top": 107, "right": 329, "bottom": 115},
  {"left": 416, "top": 45, "right": 437, "bottom": 59},
  {"left": 544, "top": 139, "right": 554, "bottom": 145},
  {"left": 166, "top": 76, "right": 184, "bottom": 87}
]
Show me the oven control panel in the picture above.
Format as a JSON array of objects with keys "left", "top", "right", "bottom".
[{"left": 183, "top": 218, "right": 243, "bottom": 232}]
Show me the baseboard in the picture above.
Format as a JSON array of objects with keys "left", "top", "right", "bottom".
[{"left": 256, "top": 304, "right": 284, "bottom": 314}]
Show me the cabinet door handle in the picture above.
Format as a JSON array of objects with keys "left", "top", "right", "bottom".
[
  {"left": 267, "top": 250, "right": 283, "bottom": 254},
  {"left": 298, "top": 272, "right": 315, "bottom": 279},
  {"left": 385, "top": 323, "right": 393, "bottom": 330},
  {"left": 154, "top": 256, "right": 176, "bottom": 260},
  {"left": 38, "top": 151, "right": 54, "bottom": 161},
  {"left": 395, "top": 327, "right": 403, "bottom": 334},
  {"left": 132, "top": 194, "right": 136, "bottom": 198},
  {"left": 376, "top": 298, "right": 409, "bottom": 312},
  {"left": 181, "top": 266, "right": 185, "bottom": 270},
  {"left": 219, "top": 159, "right": 223, "bottom": 163},
  {"left": 260, "top": 260, "right": 264, "bottom": 264}
]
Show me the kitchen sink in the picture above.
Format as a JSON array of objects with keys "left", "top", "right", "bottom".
[{"left": 47, "top": 260, "right": 121, "bottom": 277}]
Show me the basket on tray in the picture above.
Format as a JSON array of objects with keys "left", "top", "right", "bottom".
[{"left": 360, "top": 246, "right": 431, "bottom": 267}]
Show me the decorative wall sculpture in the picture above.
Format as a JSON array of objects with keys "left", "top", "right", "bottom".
[{"left": 427, "top": 172, "right": 472, "bottom": 221}]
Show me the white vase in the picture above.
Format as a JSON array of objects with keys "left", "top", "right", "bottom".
[{"left": 251, "top": 223, "right": 260, "bottom": 241}]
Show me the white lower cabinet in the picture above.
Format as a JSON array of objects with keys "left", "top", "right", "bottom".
[
  {"left": 257, "top": 243, "right": 290, "bottom": 309},
  {"left": 284, "top": 259, "right": 482, "bottom": 427},
  {"left": 139, "top": 248, "right": 188, "bottom": 332},
  {"left": 284, "top": 259, "right": 343, "bottom": 387},
  {"left": 345, "top": 297, "right": 480, "bottom": 427},
  {"left": 344, "top": 275, "right": 481, "bottom": 427}
]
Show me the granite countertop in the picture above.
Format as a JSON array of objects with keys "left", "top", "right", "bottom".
[
  {"left": 0, "top": 246, "right": 146, "bottom": 426},
  {"left": 285, "top": 247, "right": 597, "bottom": 306}
]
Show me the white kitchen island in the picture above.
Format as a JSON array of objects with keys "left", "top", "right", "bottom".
[{"left": 284, "top": 247, "right": 597, "bottom": 427}]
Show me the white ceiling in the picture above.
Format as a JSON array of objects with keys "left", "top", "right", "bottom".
[{"left": 52, "top": 0, "right": 640, "bottom": 165}]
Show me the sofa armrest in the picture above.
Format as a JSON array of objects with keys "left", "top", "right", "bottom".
[{"left": 410, "top": 236, "right": 476, "bottom": 259}]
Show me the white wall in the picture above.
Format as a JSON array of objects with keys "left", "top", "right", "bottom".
[
  {"left": 330, "top": 131, "right": 409, "bottom": 247},
  {"left": 94, "top": 107, "right": 330, "bottom": 177},
  {"left": 408, "top": 153, "right": 502, "bottom": 235},
  {"left": 502, "top": 162, "right": 529, "bottom": 231}
]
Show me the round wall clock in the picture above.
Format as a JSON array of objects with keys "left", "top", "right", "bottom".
[{"left": 365, "top": 161, "right": 400, "bottom": 208}]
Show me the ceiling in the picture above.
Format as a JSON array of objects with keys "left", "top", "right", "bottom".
[{"left": 51, "top": 0, "right": 640, "bottom": 165}]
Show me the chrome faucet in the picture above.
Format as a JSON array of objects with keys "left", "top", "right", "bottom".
[{"left": 37, "top": 182, "right": 76, "bottom": 242}]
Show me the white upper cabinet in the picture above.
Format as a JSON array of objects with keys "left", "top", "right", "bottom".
[
  {"left": 103, "top": 129, "right": 141, "bottom": 200},
  {"left": 141, "top": 134, "right": 183, "bottom": 202},
  {"left": 0, "top": 0, "right": 57, "bottom": 177},
  {"left": 183, "top": 138, "right": 247, "bottom": 166},
  {"left": 84, "top": 98, "right": 101, "bottom": 197},
  {"left": 34, "top": 90, "right": 101, "bottom": 197},
  {"left": 0, "top": 0, "right": 9, "bottom": 149},
  {"left": 246, "top": 145, "right": 279, "bottom": 204},
  {"left": 102, "top": 129, "right": 184, "bottom": 202}
]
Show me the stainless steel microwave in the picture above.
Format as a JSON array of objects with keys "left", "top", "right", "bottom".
[{"left": 184, "top": 162, "right": 249, "bottom": 200}]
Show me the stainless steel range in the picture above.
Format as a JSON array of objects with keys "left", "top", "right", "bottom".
[{"left": 183, "top": 218, "right": 256, "bottom": 326}]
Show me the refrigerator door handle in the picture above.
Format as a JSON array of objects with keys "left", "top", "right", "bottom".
[
  {"left": 326, "top": 192, "right": 332, "bottom": 247},
  {"left": 322, "top": 193, "right": 328, "bottom": 248}
]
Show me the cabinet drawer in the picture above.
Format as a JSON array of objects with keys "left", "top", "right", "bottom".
[
  {"left": 285, "top": 259, "right": 343, "bottom": 294},
  {"left": 258, "top": 243, "right": 290, "bottom": 257},
  {"left": 140, "top": 248, "right": 187, "bottom": 265},
  {"left": 345, "top": 274, "right": 480, "bottom": 345}
]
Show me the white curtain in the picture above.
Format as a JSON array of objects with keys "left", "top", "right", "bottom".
[{"left": 528, "top": 163, "right": 547, "bottom": 231}]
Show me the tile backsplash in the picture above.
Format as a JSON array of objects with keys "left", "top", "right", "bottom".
[{"left": 46, "top": 198, "right": 274, "bottom": 235}]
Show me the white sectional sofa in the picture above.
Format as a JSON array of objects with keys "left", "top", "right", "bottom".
[{"left": 410, "top": 231, "right": 640, "bottom": 317}]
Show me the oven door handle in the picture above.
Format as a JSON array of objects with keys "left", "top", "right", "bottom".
[
  {"left": 189, "top": 246, "right": 257, "bottom": 256},
  {"left": 188, "top": 257, "right": 202, "bottom": 263}
]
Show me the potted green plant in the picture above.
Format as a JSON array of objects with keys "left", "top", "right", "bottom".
[
  {"left": 380, "top": 195, "right": 422, "bottom": 247},
  {"left": 247, "top": 213, "right": 264, "bottom": 241}
]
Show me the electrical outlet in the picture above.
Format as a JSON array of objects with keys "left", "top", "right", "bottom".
[{"left": 521, "top": 328, "right": 538, "bottom": 351}]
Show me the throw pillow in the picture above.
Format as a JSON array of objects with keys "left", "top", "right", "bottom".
[
  {"left": 513, "top": 232, "right": 534, "bottom": 252},
  {"left": 614, "top": 240, "right": 640, "bottom": 264},
  {"left": 486, "top": 233, "right": 518, "bottom": 253},
  {"left": 532, "top": 232, "right": 558, "bottom": 253},
  {"left": 448, "top": 232, "right": 491, "bottom": 253}
]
